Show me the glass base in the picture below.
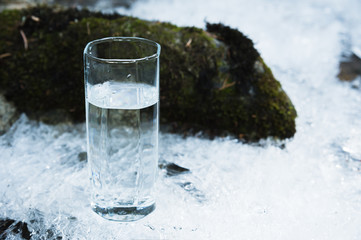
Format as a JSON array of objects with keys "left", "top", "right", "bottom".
[{"left": 91, "top": 203, "right": 156, "bottom": 222}]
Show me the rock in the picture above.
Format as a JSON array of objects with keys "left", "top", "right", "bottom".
[
  {"left": 338, "top": 53, "right": 361, "bottom": 81},
  {"left": 0, "top": 218, "right": 31, "bottom": 240},
  {"left": 159, "top": 161, "right": 190, "bottom": 176},
  {"left": 33, "top": 109, "right": 73, "bottom": 125},
  {"left": 77, "top": 151, "right": 87, "bottom": 162},
  {"left": 0, "top": 93, "right": 18, "bottom": 135},
  {"left": 0, "top": 6, "right": 297, "bottom": 141}
]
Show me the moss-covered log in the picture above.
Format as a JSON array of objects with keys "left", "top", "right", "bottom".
[{"left": 0, "top": 6, "right": 296, "bottom": 140}]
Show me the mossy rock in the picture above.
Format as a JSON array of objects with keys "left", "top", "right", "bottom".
[{"left": 0, "top": 6, "right": 297, "bottom": 141}]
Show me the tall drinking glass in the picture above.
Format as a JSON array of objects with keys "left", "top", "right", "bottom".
[{"left": 83, "top": 37, "right": 160, "bottom": 221}]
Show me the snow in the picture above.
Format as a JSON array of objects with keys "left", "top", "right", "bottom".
[{"left": 2, "top": 0, "right": 361, "bottom": 239}]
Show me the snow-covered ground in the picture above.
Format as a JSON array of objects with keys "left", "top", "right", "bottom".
[{"left": 1, "top": 0, "right": 361, "bottom": 239}]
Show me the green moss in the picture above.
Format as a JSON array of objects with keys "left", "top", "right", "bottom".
[
  {"left": 249, "top": 58, "right": 297, "bottom": 139},
  {"left": 201, "top": 23, "right": 297, "bottom": 140},
  {"left": 0, "top": 6, "right": 297, "bottom": 141}
]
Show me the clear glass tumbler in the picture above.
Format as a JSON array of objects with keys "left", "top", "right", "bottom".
[{"left": 83, "top": 37, "right": 160, "bottom": 221}]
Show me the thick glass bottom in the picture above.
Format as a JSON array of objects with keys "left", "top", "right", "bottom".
[{"left": 91, "top": 203, "right": 156, "bottom": 222}]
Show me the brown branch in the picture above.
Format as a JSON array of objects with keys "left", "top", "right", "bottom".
[
  {"left": 86, "top": 22, "right": 91, "bottom": 35},
  {"left": 0, "top": 53, "right": 11, "bottom": 59},
  {"left": 219, "top": 78, "right": 235, "bottom": 90},
  {"left": 185, "top": 38, "right": 192, "bottom": 48},
  {"left": 19, "top": 30, "right": 28, "bottom": 50},
  {"left": 31, "top": 15, "right": 40, "bottom": 22}
]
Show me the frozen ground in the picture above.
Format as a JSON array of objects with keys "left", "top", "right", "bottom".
[{"left": 2, "top": 0, "right": 361, "bottom": 239}]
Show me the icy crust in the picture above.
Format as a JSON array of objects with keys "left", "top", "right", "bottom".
[{"left": 1, "top": 113, "right": 361, "bottom": 239}]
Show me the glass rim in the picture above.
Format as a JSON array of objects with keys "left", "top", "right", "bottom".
[{"left": 83, "top": 37, "right": 161, "bottom": 63}]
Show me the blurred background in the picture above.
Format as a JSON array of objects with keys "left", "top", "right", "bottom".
[{"left": 0, "top": 0, "right": 135, "bottom": 11}]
